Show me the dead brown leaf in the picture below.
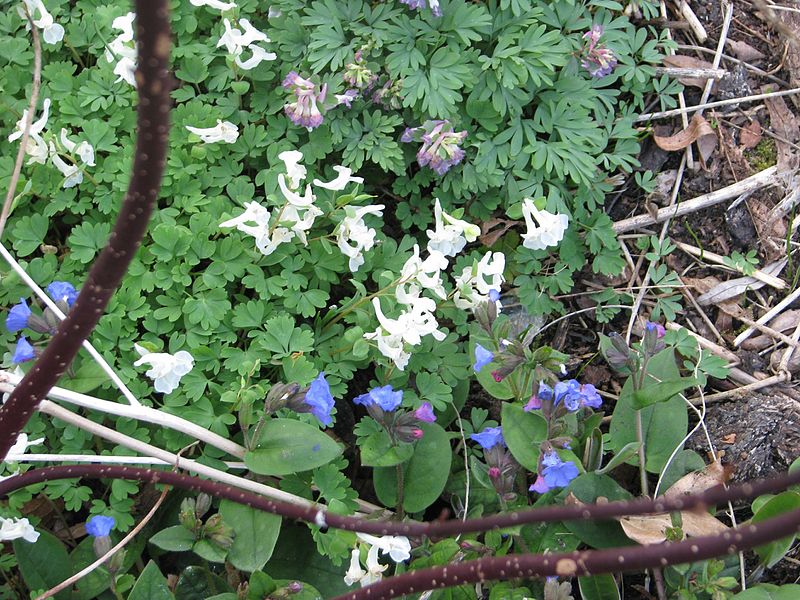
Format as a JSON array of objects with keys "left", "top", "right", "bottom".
[
  {"left": 619, "top": 511, "right": 728, "bottom": 545},
  {"left": 727, "top": 39, "right": 766, "bottom": 62},
  {"left": 762, "top": 86, "right": 800, "bottom": 171},
  {"left": 749, "top": 198, "right": 788, "bottom": 262},
  {"left": 663, "top": 55, "right": 717, "bottom": 89},
  {"left": 722, "top": 433, "right": 737, "bottom": 444},
  {"left": 664, "top": 460, "right": 734, "bottom": 499},
  {"left": 653, "top": 114, "right": 717, "bottom": 166},
  {"left": 740, "top": 120, "right": 763, "bottom": 149},
  {"left": 479, "top": 217, "right": 517, "bottom": 248}
]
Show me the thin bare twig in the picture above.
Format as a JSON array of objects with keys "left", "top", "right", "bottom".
[
  {"left": 634, "top": 88, "right": 800, "bottom": 121},
  {"left": 0, "top": 7, "right": 42, "bottom": 239}
]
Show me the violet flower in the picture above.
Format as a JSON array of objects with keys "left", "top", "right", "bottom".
[
  {"left": 282, "top": 72, "right": 327, "bottom": 130},
  {"left": 401, "top": 120, "right": 467, "bottom": 175},
  {"left": 581, "top": 24, "right": 617, "bottom": 78},
  {"left": 414, "top": 402, "right": 436, "bottom": 423},
  {"left": 399, "top": 0, "right": 441, "bottom": 17},
  {"left": 5, "top": 299, "right": 31, "bottom": 333},
  {"left": 305, "top": 372, "right": 335, "bottom": 426}
]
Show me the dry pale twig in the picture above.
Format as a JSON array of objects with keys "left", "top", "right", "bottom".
[
  {"left": 0, "top": 7, "right": 42, "bottom": 239},
  {"left": 634, "top": 88, "right": 800, "bottom": 121},
  {"left": 673, "top": 240, "right": 787, "bottom": 289},
  {"left": 734, "top": 285, "right": 800, "bottom": 346}
]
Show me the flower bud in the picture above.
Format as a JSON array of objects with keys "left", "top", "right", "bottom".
[
  {"left": 195, "top": 493, "right": 212, "bottom": 518},
  {"left": 204, "top": 514, "right": 234, "bottom": 549},
  {"left": 93, "top": 535, "right": 112, "bottom": 558},
  {"left": 603, "top": 332, "right": 633, "bottom": 371}
]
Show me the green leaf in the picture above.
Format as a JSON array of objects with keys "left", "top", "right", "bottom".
[
  {"left": 220, "top": 500, "right": 282, "bottom": 572},
  {"left": 183, "top": 288, "right": 231, "bottom": 330},
  {"left": 259, "top": 314, "right": 315, "bottom": 361},
  {"left": 68, "top": 221, "right": 111, "bottom": 263},
  {"left": 13, "top": 530, "right": 72, "bottom": 600},
  {"left": 12, "top": 213, "right": 48, "bottom": 256},
  {"left": 192, "top": 539, "right": 228, "bottom": 563},
  {"left": 732, "top": 584, "right": 800, "bottom": 599},
  {"left": 359, "top": 429, "right": 414, "bottom": 467},
  {"left": 176, "top": 56, "right": 209, "bottom": 84},
  {"left": 149, "top": 525, "right": 195, "bottom": 552},
  {"left": 373, "top": 423, "right": 452, "bottom": 513},
  {"left": 501, "top": 403, "right": 547, "bottom": 472},
  {"left": 244, "top": 418, "right": 343, "bottom": 476},
  {"left": 631, "top": 377, "right": 699, "bottom": 409},
  {"left": 564, "top": 473, "right": 633, "bottom": 549},
  {"left": 608, "top": 349, "right": 688, "bottom": 473},
  {"left": 578, "top": 574, "right": 621, "bottom": 600},
  {"left": 61, "top": 360, "right": 107, "bottom": 394},
  {"left": 128, "top": 561, "right": 174, "bottom": 600},
  {"left": 751, "top": 492, "right": 800, "bottom": 567},
  {"left": 597, "top": 442, "right": 641, "bottom": 475},
  {"left": 174, "top": 565, "right": 232, "bottom": 599}
]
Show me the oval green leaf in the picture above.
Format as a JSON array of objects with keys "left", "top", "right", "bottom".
[
  {"left": 220, "top": 499, "right": 282, "bottom": 572},
  {"left": 501, "top": 402, "right": 547, "bottom": 472},
  {"left": 244, "top": 418, "right": 342, "bottom": 476}
]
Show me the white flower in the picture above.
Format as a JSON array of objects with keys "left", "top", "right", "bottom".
[
  {"left": 105, "top": 13, "right": 137, "bottom": 87},
  {"left": 453, "top": 251, "right": 506, "bottom": 310},
  {"left": 134, "top": 344, "right": 194, "bottom": 394},
  {"left": 313, "top": 165, "right": 364, "bottom": 191},
  {"left": 520, "top": 198, "right": 569, "bottom": 251},
  {"left": 268, "top": 6, "right": 282, "bottom": 18},
  {"left": 278, "top": 174, "right": 315, "bottom": 207},
  {"left": 277, "top": 150, "right": 306, "bottom": 189},
  {"left": 49, "top": 142, "right": 83, "bottom": 188},
  {"left": 5, "top": 433, "right": 44, "bottom": 461},
  {"left": 186, "top": 120, "right": 239, "bottom": 144},
  {"left": 220, "top": 201, "right": 295, "bottom": 256},
  {"left": 217, "top": 18, "right": 275, "bottom": 70},
  {"left": 19, "top": 0, "right": 64, "bottom": 45},
  {"left": 344, "top": 548, "right": 367, "bottom": 586},
  {"left": 235, "top": 45, "right": 276, "bottom": 70},
  {"left": 397, "top": 244, "right": 447, "bottom": 301},
  {"left": 336, "top": 204, "right": 384, "bottom": 272},
  {"left": 281, "top": 203, "right": 322, "bottom": 246},
  {"left": 426, "top": 198, "right": 480, "bottom": 257},
  {"left": 190, "top": 0, "right": 237, "bottom": 10},
  {"left": 8, "top": 97, "right": 50, "bottom": 142},
  {"left": 0, "top": 517, "right": 40, "bottom": 543},
  {"left": 356, "top": 533, "right": 412, "bottom": 562},
  {"left": 60, "top": 129, "right": 95, "bottom": 166},
  {"left": 343, "top": 545, "right": 386, "bottom": 587}
]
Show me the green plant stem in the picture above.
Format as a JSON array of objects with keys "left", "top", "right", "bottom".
[
  {"left": 634, "top": 353, "right": 652, "bottom": 497},
  {"left": 395, "top": 463, "right": 405, "bottom": 519},
  {"left": 324, "top": 276, "right": 402, "bottom": 329},
  {"left": 63, "top": 36, "right": 86, "bottom": 69}
]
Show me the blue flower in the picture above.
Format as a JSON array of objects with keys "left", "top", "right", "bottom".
[
  {"left": 12, "top": 337, "right": 35, "bottom": 364},
  {"left": 473, "top": 343, "right": 494, "bottom": 373},
  {"left": 470, "top": 426, "right": 505, "bottom": 450},
  {"left": 85, "top": 515, "right": 115, "bottom": 537},
  {"left": 537, "top": 382, "right": 554, "bottom": 402},
  {"left": 529, "top": 474, "right": 550, "bottom": 494},
  {"left": 305, "top": 372, "right": 335, "bottom": 426},
  {"left": 46, "top": 281, "right": 78, "bottom": 307},
  {"left": 541, "top": 452, "right": 579, "bottom": 488},
  {"left": 353, "top": 385, "right": 403, "bottom": 412},
  {"left": 645, "top": 321, "right": 666, "bottom": 338},
  {"left": 488, "top": 289, "right": 500, "bottom": 302},
  {"left": 554, "top": 379, "right": 582, "bottom": 412},
  {"left": 6, "top": 299, "right": 31, "bottom": 332}
]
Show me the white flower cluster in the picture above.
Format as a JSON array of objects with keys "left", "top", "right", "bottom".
[
  {"left": 520, "top": 197, "right": 569, "bottom": 251},
  {"left": 344, "top": 533, "right": 411, "bottom": 587},
  {"left": 221, "top": 150, "right": 368, "bottom": 258},
  {"left": 18, "top": 0, "right": 64, "bottom": 45},
  {"left": 7, "top": 98, "right": 96, "bottom": 188},
  {"left": 0, "top": 517, "right": 40, "bottom": 544},
  {"left": 134, "top": 344, "right": 194, "bottom": 394},
  {"left": 364, "top": 199, "right": 503, "bottom": 370},
  {"left": 105, "top": 12, "right": 137, "bottom": 87},
  {"left": 185, "top": 120, "right": 239, "bottom": 144},
  {"left": 5, "top": 433, "right": 44, "bottom": 461},
  {"left": 187, "top": 0, "right": 276, "bottom": 71}
]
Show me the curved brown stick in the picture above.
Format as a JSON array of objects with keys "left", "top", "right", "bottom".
[
  {"left": 0, "top": 1, "right": 172, "bottom": 459},
  {"left": 1, "top": 464, "right": 798, "bottom": 538},
  {"left": 334, "top": 507, "right": 800, "bottom": 600}
]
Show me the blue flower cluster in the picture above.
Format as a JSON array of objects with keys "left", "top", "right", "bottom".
[
  {"left": 4, "top": 281, "right": 78, "bottom": 364},
  {"left": 529, "top": 451, "right": 580, "bottom": 493},
  {"left": 525, "top": 379, "right": 602, "bottom": 412},
  {"left": 304, "top": 372, "right": 335, "bottom": 426},
  {"left": 353, "top": 385, "right": 403, "bottom": 411},
  {"left": 470, "top": 426, "right": 505, "bottom": 450}
]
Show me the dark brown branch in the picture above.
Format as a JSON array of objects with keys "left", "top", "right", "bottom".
[
  {"left": 1, "top": 465, "right": 798, "bottom": 538},
  {"left": 0, "top": 1, "right": 172, "bottom": 460},
  {"left": 334, "top": 507, "right": 800, "bottom": 600}
]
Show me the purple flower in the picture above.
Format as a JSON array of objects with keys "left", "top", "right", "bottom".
[
  {"left": 579, "top": 383, "right": 602, "bottom": 409},
  {"left": 414, "top": 402, "right": 436, "bottom": 423},
  {"left": 470, "top": 426, "right": 505, "bottom": 450},
  {"left": 6, "top": 299, "right": 31, "bottom": 332},
  {"left": 86, "top": 515, "right": 115, "bottom": 537},
  {"left": 645, "top": 321, "right": 666, "bottom": 338},
  {"left": 488, "top": 289, "right": 500, "bottom": 302},
  {"left": 283, "top": 72, "right": 327, "bottom": 129},
  {"left": 524, "top": 393, "right": 542, "bottom": 412},
  {"left": 399, "top": 0, "right": 441, "bottom": 17},
  {"left": 305, "top": 372, "right": 335, "bottom": 426},
  {"left": 335, "top": 89, "right": 359, "bottom": 108},
  {"left": 581, "top": 24, "right": 617, "bottom": 78},
  {"left": 541, "top": 452, "right": 579, "bottom": 488},
  {"left": 529, "top": 474, "right": 551, "bottom": 494},
  {"left": 401, "top": 120, "right": 467, "bottom": 175},
  {"left": 473, "top": 343, "right": 494, "bottom": 373},
  {"left": 12, "top": 337, "right": 35, "bottom": 364},
  {"left": 353, "top": 385, "right": 403, "bottom": 412},
  {"left": 46, "top": 281, "right": 78, "bottom": 307}
]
